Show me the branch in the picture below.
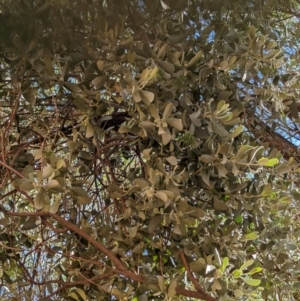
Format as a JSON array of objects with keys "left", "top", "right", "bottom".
[
  {"left": 49, "top": 212, "right": 145, "bottom": 283},
  {"left": 179, "top": 250, "right": 218, "bottom": 301},
  {"left": 179, "top": 250, "right": 204, "bottom": 292},
  {"left": 176, "top": 287, "right": 218, "bottom": 301},
  {"left": 0, "top": 159, "right": 219, "bottom": 300}
]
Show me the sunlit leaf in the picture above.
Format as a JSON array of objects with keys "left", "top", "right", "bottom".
[
  {"left": 230, "top": 125, "right": 244, "bottom": 138},
  {"left": 220, "top": 257, "right": 229, "bottom": 273},
  {"left": 240, "top": 260, "right": 254, "bottom": 271},
  {"left": 234, "top": 289, "right": 243, "bottom": 297},
  {"left": 231, "top": 269, "right": 243, "bottom": 278},
  {"left": 242, "top": 278, "right": 261, "bottom": 286},
  {"left": 241, "top": 232, "right": 259, "bottom": 241},
  {"left": 248, "top": 267, "right": 263, "bottom": 275}
]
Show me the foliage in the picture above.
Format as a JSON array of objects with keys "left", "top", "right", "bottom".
[{"left": 0, "top": 0, "right": 300, "bottom": 300}]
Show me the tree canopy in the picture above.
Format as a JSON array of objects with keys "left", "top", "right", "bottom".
[{"left": 1, "top": 0, "right": 300, "bottom": 300}]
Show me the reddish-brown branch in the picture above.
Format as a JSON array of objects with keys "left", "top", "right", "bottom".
[
  {"left": 176, "top": 287, "right": 218, "bottom": 301},
  {"left": 49, "top": 211, "right": 144, "bottom": 282},
  {"left": 179, "top": 250, "right": 204, "bottom": 293},
  {"left": 0, "top": 158, "right": 25, "bottom": 179},
  {"left": 179, "top": 251, "right": 218, "bottom": 301}
]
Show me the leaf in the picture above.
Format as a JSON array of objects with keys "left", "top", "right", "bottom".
[
  {"left": 161, "top": 127, "right": 172, "bottom": 145},
  {"left": 166, "top": 118, "right": 183, "bottom": 130},
  {"left": 21, "top": 218, "right": 38, "bottom": 230},
  {"left": 285, "top": 243, "right": 297, "bottom": 251},
  {"left": 228, "top": 56, "right": 237, "bottom": 66},
  {"left": 214, "top": 75, "right": 227, "bottom": 90},
  {"left": 260, "top": 184, "right": 272, "bottom": 197},
  {"left": 216, "top": 100, "right": 227, "bottom": 111},
  {"left": 229, "top": 125, "right": 244, "bottom": 138},
  {"left": 200, "top": 155, "right": 218, "bottom": 163},
  {"left": 244, "top": 59, "right": 257, "bottom": 72},
  {"left": 248, "top": 267, "right": 263, "bottom": 275},
  {"left": 220, "top": 257, "right": 229, "bottom": 273},
  {"left": 42, "top": 165, "right": 54, "bottom": 180},
  {"left": 166, "top": 156, "right": 177, "bottom": 165},
  {"left": 249, "top": 146, "right": 264, "bottom": 163},
  {"left": 133, "top": 178, "right": 149, "bottom": 189},
  {"left": 158, "top": 124, "right": 166, "bottom": 135},
  {"left": 34, "top": 188, "right": 49, "bottom": 210},
  {"left": 189, "top": 207, "right": 205, "bottom": 218},
  {"left": 64, "top": 82, "right": 82, "bottom": 93},
  {"left": 220, "top": 60, "right": 228, "bottom": 69},
  {"left": 264, "top": 49, "right": 281, "bottom": 60},
  {"left": 158, "top": 275, "right": 165, "bottom": 292},
  {"left": 86, "top": 120, "right": 94, "bottom": 138},
  {"left": 265, "top": 158, "right": 279, "bottom": 167},
  {"left": 97, "top": 60, "right": 105, "bottom": 70},
  {"left": 132, "top": 242, "right": 145, "bottom": 253},
  {"left": 71, "top": 187, "right": 88, "bottom": 197},
  {"left": 189, "top": 111, "right": 202, "bottom": 126},
  {"left": 140, "top": 90, "right": 155, "bottom": 103},
  {"left": 50, "top": 198, "right": 60, "bottom": 214},
  {"left": 187, "top": 50, "right": 203, "bottom": 68},
  {"left": 231, "top": 269, "right": 243, "bottom": 278},
  {"left": 23, "top": 89, "right": 37, "bottom": 105},
  {"left": 212, "top": 123, "right": 229, "bottom": 137},
  {"left": 127, "top": 50, "right": 136, "bottom": 63},
  {"left": 276, "top": 165, "right": 291, "bottom": 175},
  {"left": 234, "top": 289, "right": 244, "bottom": 297},
  {"left": 148, "top": 215, "right": 163, "bottom": 233},
  {"left": 241, "top": 232, "right": 259, "bottom": 241},
  {"left": 214, "top": 199, "right": 228, "bottom": 211},
  {"left": 214, "top": 248, "right": 222, "bottom": 266},
  {"left": 156, "top": 43, "right": 168, "bottom": 59},
  {"left": 92, "top": 76, "right": 107, "bottom": 89},
  {"left": 163, "top": 102, "right": 174, "bottom": 120},
  {"left": 76, "top": 288, "right": 87, "bottom": 301},
  {"left": 240, "top": 259, "right": 254, "bottom": 270},
  {"left": 242, "top": 278, "right": 261, "bottom": 286},
  {"left": 0, "top": 219, "right": 10, "bottom": 226},
  {"left": 155, "top": 60, "right": 175, "bottom": 73},
  {"left": 190, "top": 258, "right": 206, "bottom": 272},
  {"left": 57, "top": 159, "right": 67, "bottom": 170},
  {"left": 34, "top": 149, "right": 43, "bottom": 160},
  {"left": 234, "top": 215, "right": 243, "bottom": 224},
  {"left": 149, "top": 104, "right": 159, "bottom": 120},
  {"left": 212, "top": 279, "right": 222, "bottom": 290},
  {"left": 68, "top": 292, "right": 80, "bottom": 301},
  {"left": 258, "top": 157, "right": 274, "bottom": 166},
  {"left": 128, "top": 226, "right": 138, "bottom": 238},
  {"left": 236, "top": 145, "right": 254, "bottom": 158},
  {"left": 44, "top": 180, "right": 63, "bottom": 191},
  {"left": 155, "top": 191, "right": 168, "bottom": 202},
  {"left": 138, "top": 121, "right": 156, "bottom": 129},
  {"left": 13, "top": 179, "right": 34, "bottom": 191},
  {"left": 77, "top": 197, "right": 92, "bottom": 205},
  {"left": 247, "top": 25, "right": 256, "bottom": 39},
  {"left": 167, "top": 279, "right": 177, "bottom": 299}
]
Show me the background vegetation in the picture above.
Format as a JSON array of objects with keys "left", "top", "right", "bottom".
[{"left": 0, "top": 0, "right": 300, "bottom": 300}]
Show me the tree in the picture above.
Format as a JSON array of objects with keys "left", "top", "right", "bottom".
[{"left": 0, "top": 0, "right": 300, "bottom": 300}]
